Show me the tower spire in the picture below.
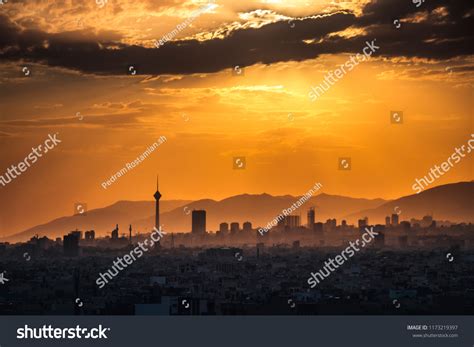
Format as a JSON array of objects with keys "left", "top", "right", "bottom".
[
  {"left": 157, "top": 174, "right": 159, "bottom": 191},
  {"left": 154, "top": 175, "right": 162, "bottom": 232}
]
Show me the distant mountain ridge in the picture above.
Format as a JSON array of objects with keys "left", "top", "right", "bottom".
[
  {"left": 1, "top": 181, "right": 472, "bottom": 243},
  {"left": 1, "top": 194, "right": 385, "bottom": 242},
  {"left": 345, "top": 181, "right": 473, "bottom": 224},
  {"left": 0, "top": 200, "right": 191, "bottom": 243}
]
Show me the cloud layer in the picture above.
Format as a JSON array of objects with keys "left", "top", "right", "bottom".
[{"left": 0, "top": 0, "right": 472, "bottom": 75}]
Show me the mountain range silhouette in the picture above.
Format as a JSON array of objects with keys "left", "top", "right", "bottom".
[{"left": 1, "top": 181, "right": 472, "bottom": 243}]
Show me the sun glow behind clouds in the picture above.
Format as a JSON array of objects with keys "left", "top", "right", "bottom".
[{"left": 0, "top": 0, "right": 472, "bottom": 235}]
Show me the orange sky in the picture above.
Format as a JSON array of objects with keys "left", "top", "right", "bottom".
[{"left": 0, "top": 0, "right": 472, "bottom": 235}]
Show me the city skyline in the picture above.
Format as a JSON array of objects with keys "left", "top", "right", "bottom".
[
  {"left": 1, "top": 179, "right": 472, "bottom": 242},
  {"left": 0, "top": 0, "right": 473, "bottom": 238}
]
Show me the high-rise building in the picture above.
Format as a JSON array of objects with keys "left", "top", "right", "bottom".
[
  {"left": 111, "top": 224, "right": 119, "bottom": 239},
  {"left": 385, "top": 216, "right": 391, "bottom": 226},
  {"left": 307, "top": 208, "right": 315, "bottom": 230},
  {"left": 85, "top": 230, "right": 95, "bottom": 240},
  {"left": 63, "top": 232, "right": 80, "bottom": 257},
  {"left": 285, "top": 215, "right": 300, "bottom": 228},
  {"left": 154, "top": 175, "right": 162, "bottom": 230},
  {"left": 219, "top": 222, "right": 229, "bottom": 234},
  {"left": 230, "top": 222, "right": 240, "bottom": 234},
  {"left": 129, "top": 224, "right": 132, "bottom": 243},
  {"left": 391, "top": 214, "right": 399, "bottom": 226},
  {"left": 70, "top": 230, "right": 82, "bottom": 240},
  {"left": 243, "top": 221, "right": 252, "bottom": 232},
  {"left": 192, "top": 210, "right": 206, "bottom": 234}
]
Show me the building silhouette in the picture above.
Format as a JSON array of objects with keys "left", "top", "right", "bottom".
[
  {"left": 307, "top": 207, "right": 315, "bottom": 229},
  {"left": 219, "top": 222, "right": 229, "bottom": 234},
  {"left": 230, "top": 222, "right": 240, "bottom": 234},
  {"left": 285, "top": 215, "right": 300, "bottom": 228},
  {"left": 314, "top": 222, "right": 323, "bottom": 232},
  {"left": 63, "top": 232, "right": 80, "bottom": 257},
  {"left": 84, "top": 230, "right": 95, "bottom": 240},
  {"left": 70, "top": 230, "right": 82, "bottom": 240},
  {"left": 154, "top": 175, "right": 162, "bottom": 230},
  {"left": 325, "top": 218, "right": 336, "bottom": 231},
  {"left": 358, "top": 217, "right": 368, "bottom": 228},
  {"left": 111, "top": 224, "right": 119, "bottom": 239},
  {"left": 243, "top": 221, "right": 252, "bottom": 232},
  {"left": 391, "top": 214, "right": 399, "bottom": 226},
  {"left": 192, "top": 210, "right": 206, "bottom": 234},
  {"left": 401, "top": 221, "right": 411, "bottom": 230}
]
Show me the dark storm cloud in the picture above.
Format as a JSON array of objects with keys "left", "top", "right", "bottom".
[
  {"left": 0, "top": 0, "right": 472, "bottom": 76},
  {"left": 360, "top": 0, "right": 473, "bottom": 24}
]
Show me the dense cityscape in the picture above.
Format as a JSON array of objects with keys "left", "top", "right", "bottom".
[{"left": 0, "top": 182, "right": 473, "bottom": 315}]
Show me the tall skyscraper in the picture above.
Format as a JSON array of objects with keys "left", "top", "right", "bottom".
[
  {"left": 307, "top": 207, "right": 315, "bottom": 230},
  {"left": 385, "top": 216, "right": 391, "bottom": 226},
  {"left": 154, "top": 175, "right": 162, "bottom": 230},
  {"left": 192, "top": 210, "right": 206, "bottom": 234},
  {"left": 391, "top": 213, "right": 399, "bottom": 226}
]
